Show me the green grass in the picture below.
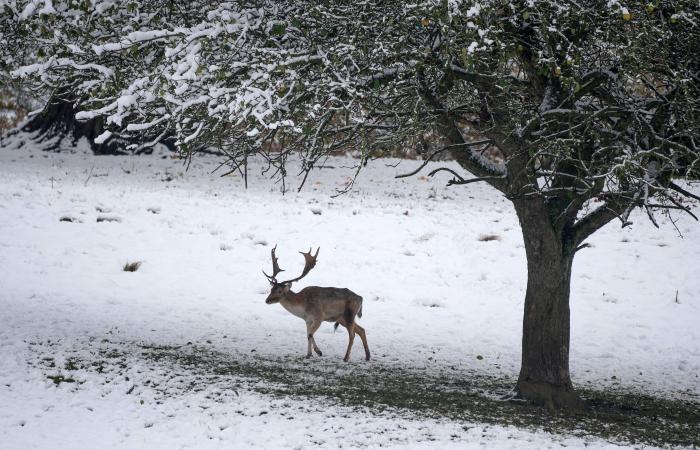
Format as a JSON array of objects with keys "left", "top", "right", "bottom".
[{"left": 46, "top": 375, "right": 76, "bottom": 386}]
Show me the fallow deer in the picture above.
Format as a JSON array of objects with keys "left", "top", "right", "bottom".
[{"left": 263, "top": 246, "right": 370, "bottom": 362}]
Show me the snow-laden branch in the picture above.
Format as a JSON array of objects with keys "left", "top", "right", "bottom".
[{"left": 2, "top": 0, "right": 698, "bottom": 203}]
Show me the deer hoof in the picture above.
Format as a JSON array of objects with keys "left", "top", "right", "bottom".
[
  {"left": 366, "top": 355, "right": 370, "bottom": 361},
  {"left": 306, "top": 354, "right": 312, "bottom": 359},
  {"left": 343, "top": 356, "right": 349, "bottom": 362},
  {"left": 317, "top": 350, "right": 322, "bottom": 356}
]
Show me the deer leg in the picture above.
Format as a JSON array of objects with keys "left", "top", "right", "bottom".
[
  {"left": 343, "top": 321, "right": 356, "bottom": 362},
  {"left": 309, "top": 320, "right": 322, "bottom": 356},
  {"left": 306, "top": 320, "right": 322, "bottom": 358},
  {"left": 353, "top": 323, "right": 371, "bottom": 361},
  {"left": 305, "top": 321, "right": 314, "bottom": 358}
]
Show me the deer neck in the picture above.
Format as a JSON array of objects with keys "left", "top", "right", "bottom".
[
  {"left": 280, "top": 289, "right": 303, "bottom": 305},
  {"left": 279, "top": 290, "right": 307, "bottom": 318}
]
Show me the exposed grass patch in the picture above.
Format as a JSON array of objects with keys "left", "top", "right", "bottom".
[
  {"left": 64, "top": 359, "right": 79, "bottom": 371},
  {"left": 30, "top": 340, "right": 699, "bottom": 448},
  {"left": 123, "top": 261, "right": 142, "bottom": 272},
  {"left": 46, "top": 375, "right": 76, "bottom": 386},
  {"left": 91, "top": 342, "right": 700, "bottom": 448},
  {"left": 97, "top": 216, "right": 121, "bottom": 223},
  {"left": 477, "top": 233, "right": 501, "bottom": 242}
]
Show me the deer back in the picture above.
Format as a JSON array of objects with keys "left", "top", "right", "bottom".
[{"left": 298, "top": 286, "right": 363, "bottom": 322}]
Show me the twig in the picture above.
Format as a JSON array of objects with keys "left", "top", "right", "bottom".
[
  {"left": 644, "top": 205, "right": 660, "bottom": 228},
  {"left": 575, "top": 242, "right": 591, "bottom": 252},
  {"left": 646, "top": 201, "right": 698, "bottom": 221},
  {"left": 84, "top": 165, "right": 95, "bottom": 186},
  {"left": 669, "top": 182, "right": 700, "bottom": 202}
]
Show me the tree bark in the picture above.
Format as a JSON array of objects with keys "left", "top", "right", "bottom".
[
  {"left": 17, "top": 98, "right": 132, "bottom": 155},
  {"left": 513, "top": 201, "right": 585, "bottom": 410},
  {"left": 6, "top": 96, "right": 180, "bottom": 155}
]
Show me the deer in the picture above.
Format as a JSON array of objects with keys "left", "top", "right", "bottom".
[{"left": 263, "top": 246, "right": 370, "bottom": 362}]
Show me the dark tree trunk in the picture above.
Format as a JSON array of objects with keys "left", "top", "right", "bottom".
[
  {"left": 3, "top": 96, "right": 179, "bottom": 154},
  {"left": 17, "top": 98, "right": 131, "bottom": 154},
  {"left": 513, "top": 200, "right": 585, "bottom": 410},
  {"left": 19, "top": 99, "right": 115, "bottom": 154}
]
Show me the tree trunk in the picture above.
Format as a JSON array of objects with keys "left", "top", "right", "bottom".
[
  {"left": 17, "top": 98, "right": 131, "bottom": 155},
  {"left": 4, "top": 96, "right": 179, "bottom": 155},
  {"left": 513, "top": 202, "right": 585, "bottom": 410}
]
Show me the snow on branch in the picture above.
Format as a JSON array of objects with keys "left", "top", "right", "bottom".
[{"left": 2, "top": 0, "right": 698, "bottom": 204}]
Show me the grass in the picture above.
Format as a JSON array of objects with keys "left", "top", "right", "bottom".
[
  {"left": 97, "top": 216, "right": 121, "bottom": 223},
  {"left": 35, "top": 339, "right": 698, "bottom": 448},
  {"left": 123, "top": 261, "right": 142, "bottom": 272},
  {"left": 46, "top": 375, "right": 76, "bottom": 386}
]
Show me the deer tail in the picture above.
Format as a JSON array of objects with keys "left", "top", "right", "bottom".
[
  {"left": 357, "top": 297, "right": 363, "bottom": 318},
  {"left": 334, "top": 322, "right": 340, "bottom": 332}
]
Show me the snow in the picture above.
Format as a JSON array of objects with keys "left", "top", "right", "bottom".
[
  {"left": 93, "top": 130, "right": 112, "bottom": 144},
  {"left": 12, "top": 58, "right": 114, "bottom": 79},
  {"left": 18, "top": 0, "right": 55, "bottom": 20},
  {"left": 0, "top": 143, "right": 698, "bottom": 449}
]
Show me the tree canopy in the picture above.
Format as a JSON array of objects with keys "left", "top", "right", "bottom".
[{"left": 3, "top": 1, "right": 699, "bottom": 202}]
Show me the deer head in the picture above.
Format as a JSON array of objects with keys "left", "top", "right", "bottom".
[{"left": 263, "top": 245, "right": 319, "bottom": 304}]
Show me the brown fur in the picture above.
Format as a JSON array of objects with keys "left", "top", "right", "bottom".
[{"left": 266, "top": 285, "right": 370, "bottom": 361}]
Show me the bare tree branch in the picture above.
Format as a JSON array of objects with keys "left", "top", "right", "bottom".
[
  {"left": 669, "top": 182, "right": 700, "bottom": 202},
  {"left": 395, "top": 140, "right": 491, "bottom": 179}
]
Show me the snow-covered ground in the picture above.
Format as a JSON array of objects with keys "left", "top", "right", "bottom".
[{"left": 1, "top": 141, "right": 698, "bottom": 449}]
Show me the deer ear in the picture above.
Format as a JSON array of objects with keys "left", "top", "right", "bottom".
[{"left": 282, "top": 283, "right": 292, "bottom": 291}]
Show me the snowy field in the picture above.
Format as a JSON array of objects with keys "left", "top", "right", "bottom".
[{"left": 0, "top": 141, "right": 698, "bottom": 449}]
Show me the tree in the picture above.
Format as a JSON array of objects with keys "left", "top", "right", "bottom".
[
  {"left": 0, "top": 1, "right": 166, "bottom": 153},
  {"left": 3, "top": 0, "right": 699, "bottom": 409}
]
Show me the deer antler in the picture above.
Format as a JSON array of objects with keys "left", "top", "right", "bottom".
[
  {"left": 280, "top": 247, "right": 319, "bottom": 285},
  {"left": 263, "top": 245, "right": 284, "bottom": 284}
]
